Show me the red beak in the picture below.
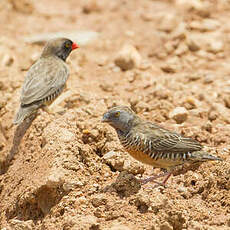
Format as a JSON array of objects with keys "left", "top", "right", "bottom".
[{"left": 72, "top": 43, "right": 79, "bottom": 50}]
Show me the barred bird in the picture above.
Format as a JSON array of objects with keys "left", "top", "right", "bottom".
[
  {"left": 102, "top": 106, "right": 222, "bottom": 187},
  {"left": 13, "top": 38, "right": 79, "bottom": 125}
]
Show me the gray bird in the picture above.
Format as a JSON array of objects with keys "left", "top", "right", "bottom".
[
  {"left": 14, "top": 37, "right": 79, "bottom": 125},
  {"left": 102, "top": 106, "right": 222, "bottom": 186}
]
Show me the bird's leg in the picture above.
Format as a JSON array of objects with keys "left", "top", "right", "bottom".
[
  {"left": 139, "top": 171, "right": 171, "bottom": 185},
  {"left": 161, "top": 172, "right": 172, "bottom": 184}
]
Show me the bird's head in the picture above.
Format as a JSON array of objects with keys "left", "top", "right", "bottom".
[
  {"left": 41, "top": 37, "right": 79, "bottom": 61},
  {"left": 102, "top": 106, "right": 135, "bottom": 133}
]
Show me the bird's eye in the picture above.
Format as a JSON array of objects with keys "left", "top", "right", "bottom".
[
  {"left": 65, "top": 43, "right": 70, "bottom": 48},
  {"left": 115, "top": 111, "right": 120, "bottom": 117}
]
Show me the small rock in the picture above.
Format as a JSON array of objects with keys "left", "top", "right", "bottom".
[
  {"left": 78, "top": 196, "right": 87, "bottom": 205},
  {"left": 123, "top": 160, "right": 145, "bottom": 175},
  {"left": 104, "top": 222, "right": 132, "bottom": 230},
  {"left": 103, "top": 151, "right": 145, "bottom": 175},
  {"left": 186, "top": 34, "right": 201, "bottom": 51},
  {"left": 158, "top": 13, "right": 179, "bottom": 32},
  {"left": 0, "top": 81, "right": 6, "bottom": 91},
  {"left": 59, "top": 128, "right": 75, "bottom": 143},
  {"left": 96, "top": 55, "right": 108, "bottom": 66},
  {"left": 139, "top": 60, "right": 152, "bottom": 70},
  {"left": 100, "top": 83, "right": 114, "bottom": 92},
  {"left": 82, "top": 0, "right": 102, "bottom": 14},
  {"left": 177, "top": 186, "right": 187, "bottom": 193},
  {"left": 9, "top": 0, "right": 34, "bottom": 14},
  {"left": 129, "top": 194, "right": 150, "bottom": 213},
  {"left": 211, "top": 103, "right": 230, "bottom": 123},
  {"left": 208, "top": 110, "right": 217, "bottom": 122},
  {"left": 46, "top": 168, "right": 65, "bottom": 188},
  {"left": 135, "top": 101, "right": 150, "bottom": 113},
  {"left": 159, "top": 222, "right": 173, "bottom": 230},
  {"left": 207, "top": 39, "right": 223, "bottom": 53},
  {"left": 161, "top": 57, "right": 180, "bottom": 73},
  {"left": 91, "top": 194, "right": 107, "bottom": 207},
  {"left": 176, "top": 0, "right": 211, "bottom": 17},
  {"left": 63, "top": 181, "right": 82, "bottom": 192},
  {"left": 183, "top": 97, "right": 198, "bottom": 110},
  {"left": 169, "top": 107, "right": 188, "bottom": 124},
  {"left": 187, "top": 33, "right": 223, "bottom": 54},
  {"left": 189, "top": 19, "right": 220, "bottom": 32},
  {"left": 223, "top": 95, "right": 230, "bottom": 108},
  {"left": 171, "top": 22, "right": 186, "bottom": 39},
  {"left": 1, "top": 54, "right": 14, "bottom": 67},
  {"left": 175, "top": 43, "right": 188, "bottom": 56},
  {"left": 65, "top": 215, "right": 98, "bottom": 230},
  {"left": 109, "top": 171, "right": 141, "bottom": 197},
  {"left": 187, "top": 73, "right": 201, "bottom": 81},
  {"left": 203, "top": 74, "right": 214, "bottom": 84},
  {"left": 9, "top": 219, "right": 34, "bottom": 230},
  {"left": 114, "top": 44, "right": 142, "bottom": 71},
  {"left": 202, "top": 121, "right": 212, "bottom": 133},
  {"left": 164, "top": 41, "right": 176, "bottom": 54},
  {"left": 103, "top": 151, "right": 124, "bottom": 171},
  {"left": 202, "top": 19, "right": 220, "bottom": 31}
]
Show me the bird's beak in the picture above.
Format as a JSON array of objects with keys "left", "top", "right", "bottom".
[
  {"left": 72, "top": 43, "right": 79, "bottom": 50},
  {"left": 101, "top": 113, "right": 110, "bottom": 123}
]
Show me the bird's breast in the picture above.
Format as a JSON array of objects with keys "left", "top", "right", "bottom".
[{"left": 125, "top": 148, "right": 183, "bottom": 168}]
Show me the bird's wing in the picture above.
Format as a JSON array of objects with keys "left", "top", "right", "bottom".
[
  {"left": 20, "top": 57, "right": 69, "bottom": 105},
  {"left": 136, "top": 122, "right": 202, "bottom": 153}
]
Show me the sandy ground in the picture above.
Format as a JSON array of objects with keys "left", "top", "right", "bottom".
[{"left": 0, "top": 0, "right": 230, "bottom": 229}]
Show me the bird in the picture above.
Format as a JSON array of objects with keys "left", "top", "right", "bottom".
[
  {"left": 13, "top": 37, "right": 79, "bottom": 125},
  {"left": 102, "top": 105, "right": 222, "bottom": 187}
]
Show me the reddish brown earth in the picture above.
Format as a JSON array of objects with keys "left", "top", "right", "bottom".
[{"left": 0, "top": 0, "right": 230, "bottom": 229}]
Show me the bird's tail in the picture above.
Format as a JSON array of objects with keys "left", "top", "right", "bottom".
[
  {"left": 13, "top": 105, "right": 38, "bottom": 125},
  {"left": 189, "top": 151, "right": 223, "bottom": 162}
]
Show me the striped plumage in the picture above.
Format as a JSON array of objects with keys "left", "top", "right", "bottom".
[{"left": 102, "top": 106, "right": 222, "bottom": 186}]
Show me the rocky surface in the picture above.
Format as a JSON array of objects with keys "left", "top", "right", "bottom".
[{"left": 0, "top": 0, "right": 230, "bottom": 229}]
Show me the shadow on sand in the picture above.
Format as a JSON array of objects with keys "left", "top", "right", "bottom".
[{"left": 0, "top": 116, "right": 35, "bottom": 174}]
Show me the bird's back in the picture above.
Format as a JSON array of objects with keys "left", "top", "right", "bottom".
[
  {"left": 117, "top": 118, "right": 220, "bottom": 169},
  {"left": 21, "top": 56, "right": 68, "bottom": 106},
  {"left": 13, "top": 56, "right": 68, "bottom": 125}
]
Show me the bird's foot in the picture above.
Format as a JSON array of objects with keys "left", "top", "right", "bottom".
[
  {"left": 139, "top": 172, "right": 170, "bottom": 185},
  {"left": 138, "top": 172, "right": 172, "bottom": 189}
]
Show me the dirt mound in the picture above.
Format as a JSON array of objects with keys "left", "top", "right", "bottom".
[{"left": 0, "top": 0, "right": 230, "bottom": 229}]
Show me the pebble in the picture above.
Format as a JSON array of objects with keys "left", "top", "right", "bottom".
[
  {"left": 189, "top": 19, "right": 220, "bottom": 31},
  {"left": 223, "top": 95, "right": 230, "bottom": 109},
  {"left": 91, "top": 194, "right": 107, "bottom": 207},
  {"left": 114, "top": 44, "right": 142, "bottom": 71},
  {"left": 59, "top": 128, "right": 75, "bottom": 143},
  {"left": 186, "top": 34, "right": 201, "bottom": 52},
  {"left": 103, "top": 151, "right": 124, "bottom": 171},
  {"left": 207, "top": 39, "right": 223, "bottom": 53},
  {"left": 9, "top": 219, "right": 34, "bottom": 230},
  {"left": 158, "top": 13, "right": 179, "bottom": 32},
  {"left": 103, "top": 223, "right": 133, "bottom": 230},
  {"left": 82, "top": 0, "right": 102, "bottom": 14},
  {"left": 169, "top": 107, "right": 188, "bottom": 124},
  {"left": 161, "top": 57, "right": 180, "bottom": 73},
  {"left": 1, "top": 54, "right": 14, "bottom": 67},
  {"left": 159, "top": 222, "right": 173, "bottom": 230}
]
